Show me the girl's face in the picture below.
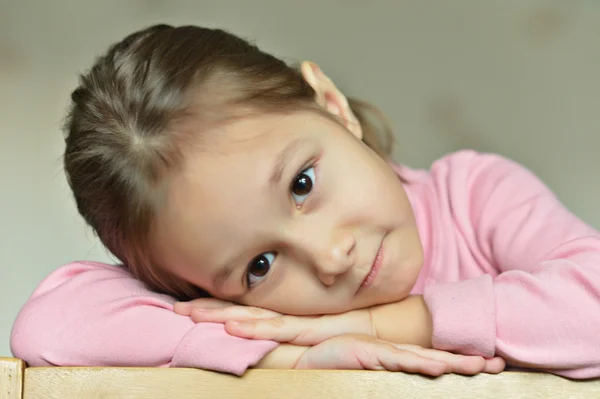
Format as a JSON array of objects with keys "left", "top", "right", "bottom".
[{"left": 152, "top": 111, "right": 424, "bottom": 315}]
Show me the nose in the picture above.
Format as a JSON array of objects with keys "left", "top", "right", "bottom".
[{"left": 315, "top": 232, "right": 356, "bottom": 286}]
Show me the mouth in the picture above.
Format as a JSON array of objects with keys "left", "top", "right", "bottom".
[{"left": 360, "top": 238, "right": 385, "bottom": 289}]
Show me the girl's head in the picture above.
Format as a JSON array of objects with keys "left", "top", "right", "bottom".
[{"left": 64, "top": 24, "right": 423, "bottom": 315}]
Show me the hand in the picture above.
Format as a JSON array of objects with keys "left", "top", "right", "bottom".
[
  {"left": 175, "top": 295, "right": 433, "bottom": 348},
  {"left": 175, "top": 299, "right": 505, "bottom": 375},
  {"left": 174, "top": 298, "right": 372, "bottom": 345},
  {"left": 174, "top": 298, "right": 240, "bottom": 315},
  {"left": 297, "top": 335, "right": 505, "bottom": 376}
]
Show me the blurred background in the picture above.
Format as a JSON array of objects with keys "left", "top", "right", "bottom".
[{"left": 1, "top": 0, "right": 598, "bottom": 357}]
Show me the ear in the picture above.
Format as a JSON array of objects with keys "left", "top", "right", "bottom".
[{"left": 300, "top": 61, "right": 362, "bottom": 140}]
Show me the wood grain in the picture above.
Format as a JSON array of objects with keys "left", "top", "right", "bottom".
[
  {"left": 20, "top": 366, "right": 600, "bottom": 399},
  {"left": 0, "top": 357, "right": 24, "bottom": 399}
]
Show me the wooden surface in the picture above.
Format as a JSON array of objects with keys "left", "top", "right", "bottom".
[
  {"left": 19, "top": 366, "right": 600, "bottom": 399},
  {"left": 0, "top": 357, "right": 24, "bottom": 399}
]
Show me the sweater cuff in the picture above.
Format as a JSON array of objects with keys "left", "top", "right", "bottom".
[
  {"left": 171, "top": 322, "right": 278, "bottom": 375},
  {"left": 423, "top": 274, "right": 496, "bottom": 358}
]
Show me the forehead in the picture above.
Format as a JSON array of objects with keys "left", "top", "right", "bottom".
[
  {"left": 151, "top": 111, "right": 331, "bottom": 268},
  {"left": 190, "top": 111, "right": 312, "bottom": 151},
  {"left": 177, "top": 109, "right": 345, "bottom": 185},
  {"left": 179, "top": 112, "right": 317, "bottom": 185}
]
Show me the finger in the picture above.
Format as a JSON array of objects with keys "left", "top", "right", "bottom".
[
  {"left": 191, "top": 306, "right": 281, "bottom": 323},
  {"left": 174, "top": 298, "right": 236, "bottom": 315},
  {"left": 226, "top": 314, "right": 368, "bottom": 345},
  {"left": 483, "top": 357, "right": 506, "bottom": 374},
  {"left": 394, "top": 345, "right": 486, "bottom": 375},
  {"left": 374, "top": 347, "right": 448, "bottom": 376},
  {"left": 225, "top": 318, "right": 318, "bottom": 344},
  {"left": 173, "top": 302, "right": 194, "bottom": 316}
]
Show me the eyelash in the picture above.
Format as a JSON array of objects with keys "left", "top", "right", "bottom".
[
  {"left": 290, "top": 161, "right": 319, "bottom": 209},
  {"left": 244, "top": 160, "right": 320, "bottom": 290}
]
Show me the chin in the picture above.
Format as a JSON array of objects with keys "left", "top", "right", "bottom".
[
  {"left": 282, "top": 304, "right": 354, "bottom": 316},
  {"left": 372, "top": 287, "right": 411, "bottom": 306}
]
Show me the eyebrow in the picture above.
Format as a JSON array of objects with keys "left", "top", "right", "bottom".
[{"left": 268, "top": 138, "right": 307, "bottom": 188}]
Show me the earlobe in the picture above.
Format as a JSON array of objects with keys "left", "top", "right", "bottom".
[{"left": 300, "top": 61, "right": 363, "bottom": 140}]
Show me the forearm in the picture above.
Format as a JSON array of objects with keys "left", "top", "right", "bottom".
[
  {"left": 370, "top": 295, "right": 433, "bottom": 348},
  {"left": 254, "top": 344, "right": 309, "bottom": 369}
]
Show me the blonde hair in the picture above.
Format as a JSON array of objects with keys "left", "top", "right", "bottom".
[{"left": 63, "top": 24, "right": 394, "bottom": 300}]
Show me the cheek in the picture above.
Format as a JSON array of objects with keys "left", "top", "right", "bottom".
[
  {"left": 335, "top": 168, "right": 405, "bottom": 221},
  {"left": 249, "top": 280, "right": 328, "bottom": 315}
]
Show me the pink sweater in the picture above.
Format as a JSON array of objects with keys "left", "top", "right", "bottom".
[{"left": 11, "top": 151, "right": 600, "bottom": 378}]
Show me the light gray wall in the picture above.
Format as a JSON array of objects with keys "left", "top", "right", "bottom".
[{"left": 1, "top": 0, "right": 598, "bottom": 357}]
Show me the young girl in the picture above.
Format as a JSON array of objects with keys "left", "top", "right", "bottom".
[{"left": 11, "top": 24, "right": 600, "bottom": 379}]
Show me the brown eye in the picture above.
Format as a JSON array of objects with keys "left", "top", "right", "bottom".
[
  {"left": 247, "top": 252, "right": 275, "bottom": 286},
  {"left": 291, "top": 167, "right": 315, "bottom": 205}
]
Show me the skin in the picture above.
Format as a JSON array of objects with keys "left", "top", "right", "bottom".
[
  {"left": 153, "top": 61, "right": 505, "bottom": 374},
  {"left": 151, "top": 105, "right": 424, "bottom": 316}
]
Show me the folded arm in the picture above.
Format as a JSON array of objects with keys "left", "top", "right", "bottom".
[{"left": 423, "top": 152, "right": 600, "bottom": 379}]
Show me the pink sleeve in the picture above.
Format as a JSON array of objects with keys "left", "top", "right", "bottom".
[
  {"left": 423, "top": 152, "right": 600, "bottom": 379},
  {"left": 10, "top": 261, "right": 277, "bottom": 375}
]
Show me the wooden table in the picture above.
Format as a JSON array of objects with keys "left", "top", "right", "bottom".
[{"left": 2, "top": 357, "right": 599, "bottom": 398}]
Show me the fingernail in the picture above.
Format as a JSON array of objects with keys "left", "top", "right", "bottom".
[
  {"left": 229, "top": 321, "right": 250, "bottom": 328},
  {"left": 227, "top": 321, "right": 243, "bottom": 329}
]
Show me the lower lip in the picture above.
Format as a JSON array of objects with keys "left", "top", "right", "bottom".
[{"left": 361, "top": 241, "right": 384, "bottom": 288}]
